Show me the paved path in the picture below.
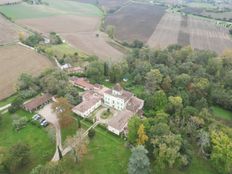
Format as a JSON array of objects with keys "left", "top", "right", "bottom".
[
  {"left": 62, "top": 121, "right": 100, "bottom": 156},
  {"left": 0, "top": 104, "right": 11, "bottom": 111},
  {"left": 38, "top": 103, "right": 62, "bottom": 161}
]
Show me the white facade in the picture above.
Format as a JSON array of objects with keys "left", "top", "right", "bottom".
[
  {"left": 107, "top": 125, "right": 121, "bottom": 135},
  {"left": 104, "top": 92, "right": 125, "bottom": 111}
]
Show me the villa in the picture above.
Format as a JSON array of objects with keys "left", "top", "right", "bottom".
[{"left": 71, "top": 78, "right": 144, "bottom": 135}]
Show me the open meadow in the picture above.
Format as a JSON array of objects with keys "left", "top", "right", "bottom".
[
  {"left": 0, "top": 0, "right": 124, "bottom": 62},
  {"left": 0, "top": 44, "right": 53, "bottom": 100}
]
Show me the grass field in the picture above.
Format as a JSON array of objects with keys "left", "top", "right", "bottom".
[
  {"left": 0, "top": 0, "right": 102, "bottom": 20},
  {"left": 211, "top": 106, "right": 232, "bottom": 121},
  {"left": 63, "top": 119, "right": 130, "bottom": 174},
  {"left": 0, "top": 110, "right": 54, "bottom": 174},
  {"left": 155, "top": 153, "right": 218, "bottom": 174},
  {"left": 0, "top": 94, "right": 17, "bottom": 107},
  {"left": 0, "top": 44, "right": 53, "bottom": 100}
]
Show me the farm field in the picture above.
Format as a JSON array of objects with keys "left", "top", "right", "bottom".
[
  {"left": 78, "top": 0, "right": 128, "bottom": 12},
  {"left": 0, "top": 0, "right": 21, "bottom": 5},
  {"left": 147, "top": 12, "right": 232, "bottom": 54},
  {"left": 62, "top": 32, "right": 124, "bottom": 62},
  {"left": 0, "top": 0, "right": 124, "bottom": 61},
  {"left": 0, "top": 44, "right": 53, "bottom": 100},
  {"left": 105, "top": 3, "right": 166, "bottom": 43},
  {"left": 0, "top": 14, "right": 26, "bottom": 45}
]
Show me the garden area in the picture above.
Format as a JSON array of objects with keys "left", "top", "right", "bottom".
[
  {"left": 0, "top": 109, "right": 54, "bottom": 174},
  {"left": 62, "top": 120, "right": 130, "bottom": 174}
]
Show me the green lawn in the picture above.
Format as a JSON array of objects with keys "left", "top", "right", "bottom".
[
  {"left": 0, "top": 94, "right": 17, "bottom": 107},
  {"left": 211, "top": 106, "right": 232, "bottom": 121},
  {"left": 0, "top": 0, "right": 102, "bottom": 20},
  {"left": 154, "top": 154, "right": 218, "bottom": 174},
  {"left": 62, "top": 119, "right": 131, "bottom": 174},
  {"left": 0, "top": 110, "right": 54, "bottom": 174},
  {"left": 39, "top": 44, "right": 86, "bottom": 59},
  {"left": 61, "top": 120, "right": 78, "bottom": 144}
]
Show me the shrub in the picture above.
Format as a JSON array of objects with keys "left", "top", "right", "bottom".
[
  {"left": 12, "top": 117, "right": 28, "bottom": 131},
  {"left": 88, "top": 128, "right": 95, "bottom": 139}
]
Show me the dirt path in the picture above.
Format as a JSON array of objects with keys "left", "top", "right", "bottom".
[
  {"left": 38, "top": 103, "right": 62, "bottom": 161},
  {"left": 62, "top": 121, "right": 100, "bottom": 156},
  {"left": 0, "top": 104, "right": 11, "bottom": 111}
]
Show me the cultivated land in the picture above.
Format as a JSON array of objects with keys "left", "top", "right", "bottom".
[
  {"left": 0, "top": 0, "right": 124, "bottom": 61},
  {"left": 0, "top": 14, "right": 26, "bottom": 45},
  {"left": 0, "top": 44, "right": 53, "bottom": 100},
  {"left": 147, "top": 12, "right": 232, "bottom": 53},
  {"left": 105, "top": 3, "right": 166, "bottom": 43},
  {"left": 147, "top": 13, "right": 181, "bottom": 48},
  {"left": 78, "top": 0, "right": 129, "bottom": 11},
  {"left": 62, "top": 32, "right": 124, "bottom": 62},
  {"left": 0, "top": 0, "right": 21, "bottom": 5}
]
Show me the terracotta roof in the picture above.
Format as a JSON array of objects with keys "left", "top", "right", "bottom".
[
  {"left": 66, "top": 67, "right": 84, "bottom": 73},
  {"left": 113, "top": 83, "right": 123, "bottom": 91},
  {"left": 126, "top": 96, "right": 144, "bottom": 113},
  {"left": 23, "top": 94, "right": 52, "bottom": 111},
  {"left": 73, "top": 92, "right": 102, "bottom": 113},
  {"left": 104, "top": 89, "right": 133, "bottom": 102},
  {"left": 108, "top": 109, "right": 134, "bottom": 132},
  {"left": 72, "top": 98, "right": 101, "bottom": 113},
  {"left": 71, "top": 77, "right": 95, "bottom": 90}
]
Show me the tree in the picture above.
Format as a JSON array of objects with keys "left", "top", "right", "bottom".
[
  {"left": 106, "top": 25, "right": 115, "bottom": 39},
  {"left": 153, "top": 134, "right": 188, "bottom": 169},
  {"left": 86, "top": 61, "right": 104, "bottom": 83},
  {"left": 210, "top": 131, "right": 232, "bottom": 174},
  {"left": 197, "top": 129, "right": 210, "bottom": 157},
  {"left": 5, "top": 142, "right": 30, "bottom": 173},
  {"left": 128, "top": 145, "right": 150, "bottom": 174},
  {"left": 30, "top": 162, "right": 63, "bottom": 174},
  {"left": 23, "top": 33, "right": 44, "bottom": 47},
  {"left": 145, "top": 69, "right": 163, "bottom": 93},
  {"left": 65, "top": 129, "right": 88, "bottom": 163},
  {"left": 153, "top": 90, "right": 168, "bottom": 111},
  {"left": 49, "top": 32, "right": 62, "bottom": 45},
  {"left": 88, "top": 128, "right": 95, "bottom": 139},
  {"left": 52, "top": 98, "right": 74, "bottom": 128},
  {"left": 128, "top": 116, "right": 142, "bottom": 145},
  {"left": 137, "top": 124, "right": 148, "bottom": 145}
]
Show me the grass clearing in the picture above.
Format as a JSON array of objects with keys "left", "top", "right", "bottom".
[
  {"left": 0, "top": 110, "right": 54, "bottom": 174},
  {"left": 0, "top": 0, "right": 102, "bottom": 20},
  {"left": 62, "top": 119, "right": 130, "bottom": 174},
  {"left": 211, "top": 106, "right": 232, "bottom": 121},
  {"left": 0, "top": 94, "right": 17, "bottom": 107}
]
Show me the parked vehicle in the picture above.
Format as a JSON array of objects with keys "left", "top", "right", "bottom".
[
  {"left": 40, "top": 118, "right": 45, "bottom": 123},
  {"left": 42, "top": 121, "right": 49, "bottom": 127},
  {"left": 32, "top": 114, "right": 41, "bottom": 120}
]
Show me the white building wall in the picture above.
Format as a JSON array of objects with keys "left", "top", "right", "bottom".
[
  {"left": 104, "top": 94, "right": 125, "bottom": 111},
  {"left": 107, "top": 126, "right": 121, "bottom": 135},
  {"left": 74, "top": 100, "right": 101, "bottom": 118}
]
